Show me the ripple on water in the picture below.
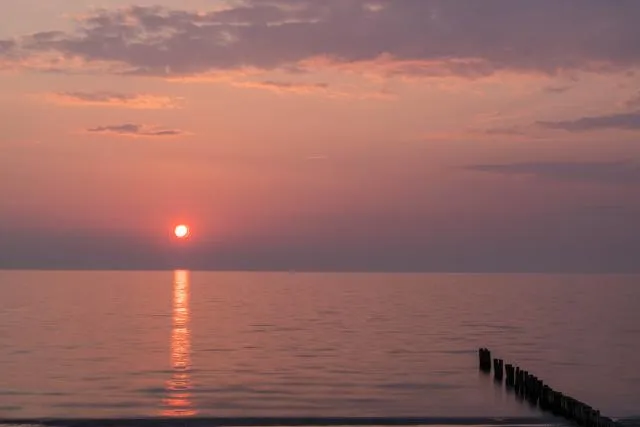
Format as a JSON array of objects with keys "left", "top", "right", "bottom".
[{"left": 376, "top": 382, "right": 459, "bottom": 391}]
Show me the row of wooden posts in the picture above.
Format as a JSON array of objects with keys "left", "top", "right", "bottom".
[{"left": 478, "top": 348, "right": 619, "bottom": 427}]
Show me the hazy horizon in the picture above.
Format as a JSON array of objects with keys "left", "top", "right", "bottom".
[{"left": 2, "top": 0, "right": 640, "bottom": 272}]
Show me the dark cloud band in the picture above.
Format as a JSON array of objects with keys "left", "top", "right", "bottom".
[{"left": 2, "top": 0, "right": 640, "bottom": 77}]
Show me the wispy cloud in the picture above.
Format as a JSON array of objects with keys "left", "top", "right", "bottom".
[
  {"left": 234, "top": 80, "right": 331, "bottom": 95},
  {"left": 45, "top": 91, "right": 183, "bottom": 109},
  {"left": 233, "top": 79, "right": 393, "bottom": 100},
  {"left": 3, "top": 1, "right": 640, "bottom": 78},
  {"left": 542, "top": 85, "right": 572, "bottom": 94},
  {"left": 465, "top": 160, "right": 640, "bottom": 185},
  {"left": 86, "top": 123, "right": 187, "bottom": 137},
  {"left": 625, "top": 92, "right": 640, "bottom": 109},
  {"left": 0, "top": 39, "right": 15, "bottom": 54},
  {"left": 537, "top": 112, "right": 640, "bottom": 131},
  {"left": 483, "top": 127, "right": 529, "bottom": 136}
]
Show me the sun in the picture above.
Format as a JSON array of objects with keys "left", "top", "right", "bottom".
[{"left": 174, "top": 224, "right": 190, "bottom": 239}]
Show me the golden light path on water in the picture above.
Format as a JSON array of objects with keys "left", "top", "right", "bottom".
[{"left": 162, "top": 269, "right": 196, "bottom": 416}]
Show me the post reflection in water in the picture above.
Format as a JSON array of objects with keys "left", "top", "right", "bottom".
[{"left": 162, "top": 270, "right": 196, "bottom": 416}]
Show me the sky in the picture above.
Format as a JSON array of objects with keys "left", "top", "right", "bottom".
[{"left": 1, "top": 0, "right": 640, "bottom": 272}]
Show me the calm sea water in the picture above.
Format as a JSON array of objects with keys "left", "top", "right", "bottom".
[{"left": 0, "top": 271, "right": 638, "bottom": 420}]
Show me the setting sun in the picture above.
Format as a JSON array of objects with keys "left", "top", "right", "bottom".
[{"left": 174, "top": 225, "right": 190, "bottom": 239}]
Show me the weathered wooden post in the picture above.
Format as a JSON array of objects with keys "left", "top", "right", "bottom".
[
  {"left": 560, "top": 394, "right": 570, "bottom": 418},
  {"left": 573, "top": 401, "right": 584, "bottom": 425},
  {"left": 493, "top": 358, "right": 503, "bottom": 381},
  {"left": 600, "top": 416, "right": 615, "bottom": 427},
  {"left": 484, "top": 349, "right": 491, "bottom": 371},
  {"left": 526, "top": 374, "right": 539, "bottom": 405},
  {"left": 505, "top": 363, "right": 515, "bottom": 387},
  {"left": 586, "top": 407, "right": 595, "bottom": 427},
  {"left": 572, "top": 400, "right": 583, "bottom": 425},
  {"left": 539, "top": 385, "right": 550, "bottom": 410},
  {"left": 551, "top": 391, "right": 563, "bottom": 416},
  {"left": 593, "top": 409, "right": 601, "bottom": 427},
  {"left": 478, "top": 348, "right": 491, "bottom": 372},
  {"left": 584, "top": 403, "right": 593, "bottom": 427},
  {"left": 546, "top": 386, "right": 555, "bottom": 411},
  {"left": 566, "top": 397, "right": 577, "bottom": 421},
  {"left": 518, "top": 369, "right": 526, "bottom": 396},
  {"left": 534, "top": 378, "right": 543, "bottom": 404},
  {"left": 527, "top": 373, "right": 535, "bottom": 402}
]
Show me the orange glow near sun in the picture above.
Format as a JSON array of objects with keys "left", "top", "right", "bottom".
[{"left": 174, "top": 224, "right": 190, "bottom": 239}]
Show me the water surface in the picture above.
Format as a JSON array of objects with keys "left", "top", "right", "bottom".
[{"left": 0, "top": 271, "right": 638, "bottom": 419}]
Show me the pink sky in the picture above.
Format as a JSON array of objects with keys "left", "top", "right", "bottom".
[{"left": 1, "top": 0, "right": 640, "bottom": 271}]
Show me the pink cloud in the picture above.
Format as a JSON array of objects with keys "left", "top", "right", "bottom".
[
  {"left": 86, "top": 123, "right": 188, "bottom": 137},
  {"left": 44, "top": 91, "right": 183, "bottom": 109}
]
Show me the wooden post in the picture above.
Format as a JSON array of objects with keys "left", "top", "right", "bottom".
[
  {"left": 587, "top": 404, "right": 596, "bottom": 427},
  {"left": 560, "top": 394, "right": 570, "bottom": 418},
  {"left": 574, "top": 400, "right": 585, "bottom": 426},
  {"left": 518, "top": 370, "right": 526, "bottom": 396},
  {"left": 540, "top": 385, "right": 551, "bottom": 411},
  {"left": 552, "top": 391, "right": 563, "bottom": 416},
  {"left": 478, "top": 348, "right": 491, "bottom": 372},
  {"left": 528, "top": 374, "right": 536, "bottom": 403},
  {"left": 493, "top": 358, "right": 503, "bottom": 381},
  {"left": 505, "top": 364, "right": 514, "bottom": 387},
  {"left": 535, "top": 378, "right": 543, "bottom": 403},
  {"left": 566, "top": 397, "right": 577, "bottom": 422}
]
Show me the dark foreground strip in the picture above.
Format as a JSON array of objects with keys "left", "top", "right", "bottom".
[{"left": 0, "top": 417, "right": 556, "bottom": 427}]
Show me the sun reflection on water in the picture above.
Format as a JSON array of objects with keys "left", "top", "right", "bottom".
[{"left": 162, "top": 269, "right": 196, "bottom": 416}]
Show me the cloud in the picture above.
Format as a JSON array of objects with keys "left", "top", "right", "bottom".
[
  {"left": 233, "top": 79, "right": 393, "bottom": 99},
  {"left": 45, "top": 91, "right": 183, "bottom": 109},
  {"left": 3, "top": 1, "right": 640, "bottom": 78},
  {"left": 538, "top": 112, "right": 640, "bottom": 131},
  {"left": 542, "top": 85, "right": 572, "bottom": 94},
  {"left": 483, "top": 127, "right": 528, "bottom": 136},
  {"left": 626, "top": 92, "right": 640, "bottom": 109},
  {"left": 234, "top": 80, "right": 330, "bottom": 95},
  {"left": 0, "top": 39, "right": 15, "bottom": 53},
  {"left": 465, "top": 160, "right": 640, "bottom": 184},
  {"left": 86, "top": 123, "right": 186, "bottom": 137}
]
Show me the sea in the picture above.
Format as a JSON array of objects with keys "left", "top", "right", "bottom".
[{"left": 0, "top": 271, "right": 638, "bottom": 424}]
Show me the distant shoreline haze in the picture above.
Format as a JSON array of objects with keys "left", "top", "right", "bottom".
[{"left": 0, "top": 232, "right": 637, "bottom": 273}]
